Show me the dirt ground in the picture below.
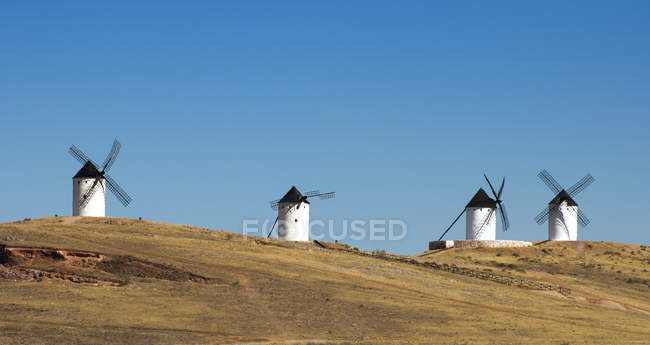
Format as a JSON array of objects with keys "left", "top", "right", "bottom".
[{"left": 0, "top": 217, "right": 648, "bottom": 345}]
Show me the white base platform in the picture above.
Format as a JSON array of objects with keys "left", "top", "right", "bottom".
[{"left": 429, "top": 240, "right": 532, "bottom": 250}]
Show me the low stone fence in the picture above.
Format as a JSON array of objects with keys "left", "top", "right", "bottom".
[{"left": 319, "top": 241, "right": 570, "bottom": 296}]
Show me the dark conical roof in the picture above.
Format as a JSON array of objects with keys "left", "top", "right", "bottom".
[
  {"left": 73, "top": 161, "right": 100, "bottom": 179},
  {"left": 279, "top": 186, "right": 309, "bottom": 204},
  {"left": 466, "top": 188, "right": 496, "bottom": 208},
  {"left": 549, "top": 190, "right": 578, "bottom": 206}
]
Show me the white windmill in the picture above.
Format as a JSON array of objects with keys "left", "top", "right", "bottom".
[
  {"left": 438, "top": 175, "right": 510, "bottom": 241},
  {"left": 267, "top": 186, "right": 335, "bottom": 241},
  {"left": 69, "top": 139, "right": 132, "bottom": 217},
  {"left": 535, "top": 170, "right": 594, "bottom": 241}
]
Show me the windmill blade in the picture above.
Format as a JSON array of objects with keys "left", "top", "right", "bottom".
[
  {"left": 273, "top": 200, "right": 302, "bottom": 211},
  {"left": 538, "top": 170, "right": 563, "bottom": 195},
  {"left": 498, "top": 203, "right": 510, "bottom": 231},
  {"left": 437, "top": 208, "right": 466, "bottom": 241},
  {"left": 473, "top": 208, "right": 495, "bottom": 238},
  {"left": 105, "top": 174, "right": 132, "bottom": 206},
  {"left": 267, "top": 216, "right": 279, "bottom": 238},
  {"left": 497, "top": 177, "right": 505, "bottom": 200},
  {"left": 577, "top": 209, "right": 591, "bottom": 227},
  {"left": 483, "top": 174, "right": 499, "bottom": 200},
  {"left": 318, "top": 192, "right": 335, "bottom": 200},
  {"left": 535, "top": 206, "right": 551, "bottom": 225},
  {"left": 563, "top": 204, "right": 591, "bottom": 228},
  {"left": 566, "top": 174, "right": 594, "bottom": 198},
  {"left": 304, "top": 192, "right": 335, "bottom": 200},
  {"left": 79, "top": 177, "right": 103, "bottom": 208},
  {"left": 69, "top": 145, "right": 99, "bottom": 168},
  {"left": 303, "top": 190, "right": 321, "bottom": 197},
  {"left": 102, "top": 139, "right": 122, "bottom": 173},
  {"left": 271, "top": 199, "right": 304, "bottom": 211}
]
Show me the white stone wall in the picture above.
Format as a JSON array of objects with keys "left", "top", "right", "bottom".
[
  {"left": 72, "top": 177, "right": 106, "bottom": 217},
  {"left": 548, "top": 203, "right": 578, "bottom": 241},
  {"left": 277, "top": 201, "right": 310, "bottom": 241},
  {"left": 466, "top": 207, "right": 496, "bottom": 240}
]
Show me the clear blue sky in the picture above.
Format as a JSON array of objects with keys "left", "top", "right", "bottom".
[{"left": 1, "top": 1, "right": 649, "bottom": 254}]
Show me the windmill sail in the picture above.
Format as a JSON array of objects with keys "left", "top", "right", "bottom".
[{"left": 69, "top": 139, "right": 132, "bottom": 210}]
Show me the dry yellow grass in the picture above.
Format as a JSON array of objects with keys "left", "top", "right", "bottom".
[{"left": 0, "top": 217, "right": 648, "bottom": 345}]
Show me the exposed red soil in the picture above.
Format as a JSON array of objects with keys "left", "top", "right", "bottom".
[{"left": 0, "top": 244, "right": 217, "bottom": 286}]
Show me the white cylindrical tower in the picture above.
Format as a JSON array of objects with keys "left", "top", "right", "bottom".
[
  {"left": 548, "top": 202, "right": 578, "bottom": 241},
  {"left": 278, "top": 200, "right": 310, "bottom": 241},
  {"left": 73, "top": 177, "right": 106, "bottom": 217},
  {"left": 547, "top": 190, "right": 579, "bottom": 241},
  {"left": 464, "top": 188, "right": 497, "bottom": 240},
  {"left": 466, "top": 207, "right": 496, "bottom": 240},
  {"left": 72, "top": 162, "right": 106, "bottom": 217}
]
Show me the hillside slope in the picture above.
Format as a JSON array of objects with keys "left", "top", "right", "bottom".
[{"left": 0, "top": 217, "right": 649, "bottom": 345}]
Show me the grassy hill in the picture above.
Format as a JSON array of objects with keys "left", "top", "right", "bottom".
[{"left": 0, "top": 217, "right": 648, "bottom": 345}]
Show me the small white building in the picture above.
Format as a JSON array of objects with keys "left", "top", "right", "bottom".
[
  {"left": 465, "top": 188, "right": 497, "bottom": 241},
  {"left": 548, "top": 190, "right": 578, "bottom": 241},
  {"left": 72, "top": 162, "right": 106, "bottom": 217},
  {"left": 277, "top": 186, "right": 310, "bottom": 241}
]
